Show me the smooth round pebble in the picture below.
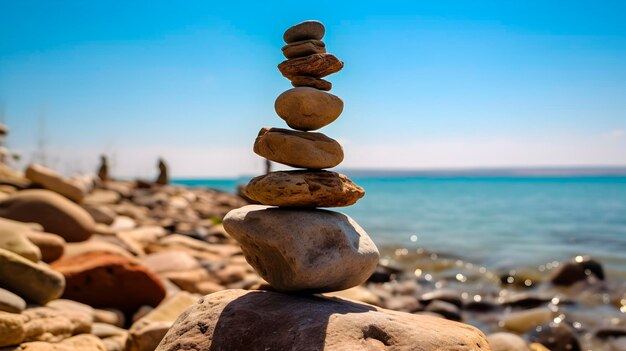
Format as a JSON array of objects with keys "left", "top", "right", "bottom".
[
  {"left": 275, "top": 87, "right": 343, "bottom": 131},
  {"left": 283, "top": 20, "right": 325, "bottom": 43}
]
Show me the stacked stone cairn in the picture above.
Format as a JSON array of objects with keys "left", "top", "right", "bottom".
[
  {"left": 156, "top": 21, "right": 490, "bottom": 350},
  {"left": 227, "top": 20, "right": 380, "bottom": 293}
]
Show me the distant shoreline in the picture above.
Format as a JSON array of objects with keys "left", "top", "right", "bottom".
[
  {"left": 340, "top": 166, "right": 626, "bottom": 178},
  {"left": 169, "top": 166, "right": 626, "bottom": 181}
]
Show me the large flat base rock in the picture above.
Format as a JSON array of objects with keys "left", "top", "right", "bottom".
[{"left": 156, "top": 289, "right": 490, "bottom": 351}]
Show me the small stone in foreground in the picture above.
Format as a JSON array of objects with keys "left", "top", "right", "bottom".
[
  {"left": 244, "top": 170, "right": 364, "bottom": 207},
  {"left": 282, "top": 39, "right": 326, "bottom": 59},
  {"left": 487, "top": 332, "right": 529, "bottom": 351},
  {"left": 0, "top": 310, "right": 24, "bottom": 347},
  {"left": 0, "top": 189, "right": 95, "bottom": 242},
  {"left": 223, "top": 205, "right": 379, "bottom": 292},
  {"left": 275, "top": 87, "right": 343, "bottom": 131},
  {"left": 278, "top": 53, "right": 343, "bottom": 80},
  {"left": 0, "top": 248, "right": 65, "bottom": 305},
  {"left": 18, "top": 334, "right": 106, "bottom": 351},
  {"left": 0, "top": 218, "right": 41, "bottom": 262},
  {"left": 253, "top": 127, "right": 343, "bottom": 169},
  {"left": 0, "top": 287, "right": 26, "bottom": 313},
  {"left": 24, "top": 231, "right": 65, "bottom": 263},
  {"left": 52, "top": 251, "right": 166, "bottom": 312},
  {"left": 283, "top": 20, "right": 325, "bottom": 43},
  {"left": 156, "top": 289, "right": 490, "bottom": 351}
]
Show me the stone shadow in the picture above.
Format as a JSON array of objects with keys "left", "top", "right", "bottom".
[{"left": 208, "top": 290, "right": 376, "bottom": 351}]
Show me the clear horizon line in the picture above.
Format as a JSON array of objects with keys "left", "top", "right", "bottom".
[{"left": 164, "top": 165, "right": 626, "bottom": 180}]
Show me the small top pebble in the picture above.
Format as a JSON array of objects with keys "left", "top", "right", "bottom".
[{"left": 283, "top": 20, "right": 325, "bottom": 43}]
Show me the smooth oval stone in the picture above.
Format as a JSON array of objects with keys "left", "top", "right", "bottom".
[
  {"left": 0, "top": 247, "right": 65, "bottom": 305},
  {"left": 290, "top": 76, "right": 331, "bottom": 91},
  {"left": 0, "top": 189, "right": 95, "bottom": 242},
  {"left": 156, "top": 289, "right": 490, "bottom": 351},
  {"left": 283, "top": 20, "right": 325, "bottom": 43},
  {"left": 275, "top": 87, "right": 343, "bottom": 131},
  {"left": 223, "top": 205, "right": 379, "bottom": 292},
  {"left": 528, "top": 323, "right": 581, "bottom": 351},
  {"left": 278, "top": 53, "right": 343, "bottom": 80},
  {"left": 281, "top": 39, "right": 326, "bottom": 59},
  {"left": 0, "top": 287, "right": 26, "bottom": 313},
  {"left": 253, "top": 127, "right": 343, "bottom": 169},
  {"left": 550, "top": 256, "right": 604, "bottom": 286},
  {"left": 424, "top": 300, "right": 461, "bottom": 321},
  {"left": 487, "top": 332, "right": 529, "bottom": 351},
  {"left": 500, "top": 307, "right": 553, "bottom": 333},
  {"left": 244, "top": 171, "right": 364, "bottom": 207}
]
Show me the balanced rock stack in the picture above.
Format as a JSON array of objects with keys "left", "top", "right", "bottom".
[
  {"left": 230, "top": 20, "right": 380, "bottom": 292},
  {"left": 157, "top": 21, "right": 490, "bottom": 350}
]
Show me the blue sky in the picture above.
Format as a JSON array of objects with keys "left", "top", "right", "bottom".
[{"left": 1, "top": 1, "right": 625, "bottom": 177}]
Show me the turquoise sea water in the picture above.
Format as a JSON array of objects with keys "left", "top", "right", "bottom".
[{"left": 174, "top": 177, "right": 626, "bottom": 273}]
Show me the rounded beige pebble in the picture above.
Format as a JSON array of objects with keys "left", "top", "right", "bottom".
[{"left": 275, "top": 87, "right": 343, "bottom": 131}]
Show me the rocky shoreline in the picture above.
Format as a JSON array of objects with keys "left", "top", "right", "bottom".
[
  {"left": 0, "top": 163, "right": 623, "bottom": 350},
  {"left": 1, "top": 18, "right": 625, "bottom": 351}
]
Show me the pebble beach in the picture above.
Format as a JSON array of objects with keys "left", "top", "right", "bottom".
[{"left": 1, "top": 18, "right": 625, "bottom": 351}]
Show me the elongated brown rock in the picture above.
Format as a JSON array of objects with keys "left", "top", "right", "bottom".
[
  {"left": 52, "top": 252, "right": 166, "bottom": 312},
  {"left": 275, "top": 87, "right": 343, "bottom": 131},
  {"left": 244, "top": 170, "right": 364, "bottom": 207},
  {"left": 281, "top": 39, "right": 326, "bottom": 59},
  {"left": 25, "top": 164, "right": 85, "bottom": 203},
  {"left": 290, "top": 76, "right": 331, "bottom": 91},
  {"left": 278, "top": 53, "right": 343, "bottom": 80},
  {"left": 253, "top": 127, "right": 343, "bottom": 169}
]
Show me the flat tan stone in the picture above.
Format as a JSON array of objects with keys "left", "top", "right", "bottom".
[
  {"left": 0, "top": 311, "right": 25, "bottom": 347},
  {"left": 0, "top": 248, "right": 65, "bottom": 305},
  {"left": 22, "top": 307, "right": 92, "bottom": 343},
  {"left": 25, "top": 164, "right": 85, "bottom": 203},
  {"left": 253, "top": 127, "right": 343, "bottom": 169},
  {"left": 244, "top": 171, "right": 364, "bottom": 207},
  {"left": 18, "top": 334, "right": 106, "bottom": 351}
]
